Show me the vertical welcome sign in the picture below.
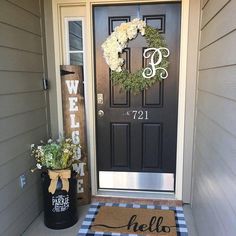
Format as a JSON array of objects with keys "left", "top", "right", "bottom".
[{"left": 60, "top": 65, "right": 90, "bottom": 205}]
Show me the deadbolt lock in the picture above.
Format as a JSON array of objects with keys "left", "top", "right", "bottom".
[{"left": 97, "top": 93, "right": 104, "bottom": 104}]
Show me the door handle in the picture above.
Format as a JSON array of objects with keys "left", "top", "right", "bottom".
[{"left": 98, "top": 110, "right": 104, "bottom": 117}]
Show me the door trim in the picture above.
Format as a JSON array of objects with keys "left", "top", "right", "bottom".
[
  {"left": 47, "top": 0, "right": 197, "bottom": 202},
  {"left": 88, "top": 0, "right": 188, "bottom": 201}
]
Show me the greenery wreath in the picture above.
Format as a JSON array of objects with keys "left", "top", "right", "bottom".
[{"left": 101, "top": 18, "right": 170, "bottom": 94}]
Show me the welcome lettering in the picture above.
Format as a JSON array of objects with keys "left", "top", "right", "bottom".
[{"left": 65, "top": 79, "right": 86, "bottom": 193}]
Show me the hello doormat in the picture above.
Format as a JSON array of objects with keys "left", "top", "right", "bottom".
[
  {"left": 78, "top": 202, "right": 188, "bottom": 236},
  {"left": 92, "top": 206, "right": 177, "bottom": 235}
]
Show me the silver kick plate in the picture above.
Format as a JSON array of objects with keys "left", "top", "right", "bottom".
[{"left": 99, "top": 171, "right": 174, "bottom": 192}]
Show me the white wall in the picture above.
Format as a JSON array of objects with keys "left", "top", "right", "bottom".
[{"left": 192, "top": 0, "right": 236, "bottom": 235}]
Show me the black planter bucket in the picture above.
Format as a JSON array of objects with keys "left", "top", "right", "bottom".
[{"left": 41, "top": 171, "right": 78, "bottom": 229}]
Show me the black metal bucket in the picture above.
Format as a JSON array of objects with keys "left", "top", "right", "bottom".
[{"left": 41, "top": 171, "right": 78, "bottom": 229}]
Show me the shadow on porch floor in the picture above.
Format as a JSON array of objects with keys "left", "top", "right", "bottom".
[{"left": 23, "top": 204, "right": 198, "bottom": 236}]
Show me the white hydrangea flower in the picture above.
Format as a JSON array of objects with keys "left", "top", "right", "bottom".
[
  {"left": 36, "top": 163, "right": 42, "bottom": 169},
  {"left": 127, "top": 26, "right": 137, "bottom": 39},
  {"left": 140, "top": 28, "right": 145, "bottom": 36},
  {"left": 102, "top": 19, "right": 146, "bottom": 72},
  {"left": 116, "top": 67, "right": 122, "bottom": 72},
  {"left": 134, "top": 18, "right": 146, "bottom": 30},
  {"left": 31, "top": 144, "right": 35, "bottom": 149}
]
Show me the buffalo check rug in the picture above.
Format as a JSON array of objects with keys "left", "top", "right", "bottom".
[{"left": 78, "top": 202, "right": 188, "bottom": 236}]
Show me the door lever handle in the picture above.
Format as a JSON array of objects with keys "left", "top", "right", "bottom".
[{"left": 98, "top": 110, "right": 104, "bottom": 117}]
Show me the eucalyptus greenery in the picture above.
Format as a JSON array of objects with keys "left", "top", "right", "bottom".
[{"left": 111, "top": 25, "right": 169, "bottom": 94}]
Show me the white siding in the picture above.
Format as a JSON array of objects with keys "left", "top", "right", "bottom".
[
  {"left": 192, "top": 0, "right": 236, "bottom": 235},
  {"left": 0, "top": 0, "right": 49, "bottom": 235}
]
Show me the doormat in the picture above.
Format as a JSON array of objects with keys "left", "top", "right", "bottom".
[
  {"left": 78, "top": 202, "right": 188, "bottom": 236},
  {"left": 92, "top": 206, "right": 177, "bottom": 235}
]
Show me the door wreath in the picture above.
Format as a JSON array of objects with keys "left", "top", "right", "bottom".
[{"left": 101, "top": 18, "right": 170, "bottom": 94}]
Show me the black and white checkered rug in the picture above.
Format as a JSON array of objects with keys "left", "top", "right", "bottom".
[{"left": 78, "top": 202, "right": 188, "bottom": 236}]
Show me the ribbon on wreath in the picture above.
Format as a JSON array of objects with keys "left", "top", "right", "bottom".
[{"left": 48, "top": 169, "right": 71, "bottom": 194}]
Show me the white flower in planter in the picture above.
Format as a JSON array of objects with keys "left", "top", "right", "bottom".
[
  {"left": 36, "top": 163, "right": 42, "bottom": 169},
  {"left": 31, "top": 137, "right": 81, "bottom": 170},
  {"left": 47, "top": 153, "right": 53, "bottom": 160},
  {"left": 64, "top": 149, "right": 69, "bottom": 153},
  {"left": 48, "top": 139, "right": 53, "bottom": 143}
]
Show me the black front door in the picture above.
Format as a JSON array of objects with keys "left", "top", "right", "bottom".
[{"left": 93, "top": 3, "right": 181, "bottom": 192}]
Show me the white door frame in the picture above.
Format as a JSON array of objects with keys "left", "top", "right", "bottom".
[{"left": 46, "top": 0, "right": 200, "bottom": 202}]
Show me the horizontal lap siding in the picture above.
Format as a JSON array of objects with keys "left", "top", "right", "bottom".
[
  {"left": 0, "top": 108, "right": 47, "bottom": 142},
  {"left": 196, "top": 112, "right": 236, "bottom": 176},
  {"left": 199, "top": 30, "right": 236, "bottom": 69},
  {"left": 200, "top": 0, "right": 236, "bottom": 49},
  {"left": 0, "top": 151, "right": 36, "bottom": 190},
  {"left": 0, "top": 0, "right": 41, "bottom": 35},
  {"left": 201, "top": 0, "right": 230, "bottom": 28},
  {"left": 0, "top": 180, "right": 42, "bottom": 234},
  {"left": 0, "top": 91, "right": 46, "bottom": 119},
  {"left": 197, "top": 91, "right": 236, "bottom": 136},
  {"left": 0, "top": 172, "right": 40, "bottom": 213},
  {"left": 0, "top": 0, "right": 48, "bottom": 235},
  {"left": 0, "top": 47, "right": 43, "bottom": 72},
  {"left": 192, "top": 0, "right": 236, "bottom": 235},
  {"left": 3, "top": 196, "right": 42, "bottom": 236},
  {"left": 0, "top": 22, "right": 42, "bottom": 54},
  {"left": 8, "top": 0, "right": 41, "bottom": 16},
  {"left": 0, "top": 71, "right": 43, "bottom": 94},
  {"left": 198, "top": 66, "right": 236, "bottom": 101}
]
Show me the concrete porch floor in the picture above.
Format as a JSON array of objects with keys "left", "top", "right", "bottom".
[{"left": 23, "top": 204, "right": 198, "bottom": 236}]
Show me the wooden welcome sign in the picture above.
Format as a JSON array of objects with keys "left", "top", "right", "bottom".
[{"left": 60, "top": 65, "right": 90, "bottom": 206}]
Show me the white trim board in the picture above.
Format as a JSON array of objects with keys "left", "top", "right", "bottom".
[{"left": 46, "top": 0, "right": 199, "bottom": 203}]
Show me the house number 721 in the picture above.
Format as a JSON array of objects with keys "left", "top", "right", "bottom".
[{"left": 132, "top": 110, "right": 149, "bottom": 120}]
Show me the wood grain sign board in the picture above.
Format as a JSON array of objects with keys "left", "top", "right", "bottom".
[{"left": 60, "top": 65, "right": 91, "bottom": 205}]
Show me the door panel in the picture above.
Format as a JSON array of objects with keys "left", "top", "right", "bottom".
[
  {"left": 93, "top": 3, "right": 181, "bottom": 191},
  {"left": 142, "top": 123, "right": 162, "bottom": 170},
  {"left": 111, "top": 123, "right": 130, "bottom": 169}
]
